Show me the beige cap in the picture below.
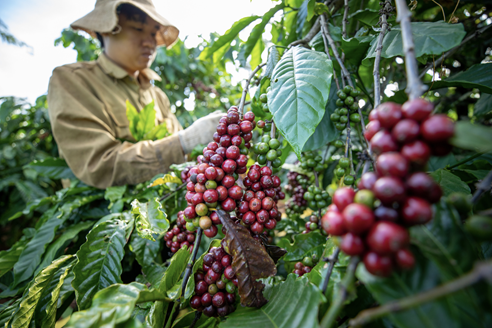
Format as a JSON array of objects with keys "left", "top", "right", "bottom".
[{"left": 70, "top": 0, "right": 179, "bottom": 48}]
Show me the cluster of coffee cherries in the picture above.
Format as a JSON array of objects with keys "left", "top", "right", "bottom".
[
  {"left": 298, "top": 151, "right": 327, "bottom": 172},
  {"left": 259, "top": 93, "right": 270, "bottom": 113},
  {"left": 322, "top": 99, "right": 454, "bottom": 277},
  {"left": 190, "top": 245, "right": 238, "bottom": 317},
  {"left": 164, "top": 210, "right": 197, "bottom": 253},
  {"left": 332, "top": 156, "right": 357, "bottom": 186},
  {"left": 284, "top": 171, "right": 310, "bottom": 219},
  {"left": 302, "top": 214, "right": 320, "bottom": 234},
  {"left": 252, "top": 127, "right": 283, "bottom": 168},
  {"left": 180, "top": 106, "right": 257, "bottom": 238},
  {"left": 303, "top": 185, "right": 331, "bottom": 211},
  {"left": 238, "top": 164, "right": 284, "bottom": 234},
  {"left": 330, "top": 86, "right": 362, "bottom": 131},
  {"left": 293, "top": 255, "right": 319, "bottom": 276}
]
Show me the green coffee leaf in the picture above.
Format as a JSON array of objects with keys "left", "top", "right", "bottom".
[
  {"left": 363, "top": 21, "right": 466, "bottom": 65},
  {"left": 237, "top": 3, "right": 285, "bottom": 66},
  {"left": 131, "top": 198, "right": 170, "bottom": 241},
  {"left": 199, "top": 16, "right": 260, "bottom": 61},
  {"left": 221, "top": 274, "right": 322, "bottom": 328},
  {"left": 430, "top": 169, "right": 470, "bottom": 196},
  {"left": 430, "top": 63, "right": 492, "bottom": 94},
  {"left": 451, "top": 121, "right": 492, "bottom": 153},
  {"left": 268, "top": 47, "right": 333, "bottom": 157},
  {"left": 10, "top": 255, "right": 74, "bottom": 328},
  {"left": 72, "top": 215, "right": 133, "bottom": 310},
  {"left": 158, "top": 248, "right": 190, "bottom": 295},
  {"left": 24, "top": 157, "right": 75, "bottom": 180},
  {"left": 277, "top": 231, "right": 326, "bottom": 262}
]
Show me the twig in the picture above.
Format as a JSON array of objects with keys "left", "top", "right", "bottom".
[
  {"left": 320, "top": 256, "right": 360, "bottom": 328},
  {"left": 159, "top": 183, "right": 187, "bottom": 202},
  {"left": 349, "top": 259, "right": 492, "bottom": 327},
  {"left": 342, "top": 0, "right": 349, "bottom": 38},
  {"left": 239, "top": 63, "right": 266, "bottom": 115},
  {"left": 395, "top": 0, "right": 427, "bottom": 100},
  {"left": 179, "top": 228, "right": 203, "bottom": 301},
  {"left": 314, "top": 171, "right": 322, "bottom": 218},
  {"left": 320, "top": 14, "right": 367, "bottom": 136},
  {"left": 373, "top": 0, "right": 392, "bottom": 108},
  {"left": 320, "top": 15, "right": 353, "bottom": 89},
  {"left": 288, "top": 17, "right": 321, "bottom": 48},
  {"left": 267, "top": 122, "right": 277, "bottom": 168},
  {"left": 319, "top": 21, "right": 341, "bottom": 91},
  {"left": 321, "top": 247, "right": 340, "bottom": 294},
  {"left": 419, "top": 24, "right": 492, "bottom": 79},
  {"left": 471, "top": 170, "right": 492, "bottom": 204},
  {"left": 189, "top": 311, "right": 202, "bottom": 328}
]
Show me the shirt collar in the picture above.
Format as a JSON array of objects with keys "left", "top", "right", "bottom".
[{"left": 97, "top": 53, "right": 162, "bottom": 85}]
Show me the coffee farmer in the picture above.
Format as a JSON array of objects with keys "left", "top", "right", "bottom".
[{"left": 47, "top": 0, "right": 222, "bottom": 189}]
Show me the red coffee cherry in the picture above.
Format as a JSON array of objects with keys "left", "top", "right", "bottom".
[
  {"left": 373, "top": 177, "right": 406, "bottom": 205},
  {"left": 242, "top": 211, "right": 256, "bottom": 225},
  {"left": 364, "top": 120, "right": 381, "bottom": 142},
  {"left": 240, "top": 120, "right": 254, "bottom": 133},
  {"left": 340, "top": 233, "right": 365, "bottom": 256},
  {"left": 203, "top": 189, "right": 219, "bottom": 203},
  {"left": 401, "top": 197, "right": 432, "bottom": 225},
  {"left": 369, "top": 109, "right": 379, "bottom": 121},
  {"left": 243, "top": 111, "right": 255, "bottom": 122},
  {"left": 342, "top": 203, "right": 375, "bottom": 235},
  {"left": 333, "top": 187, "right": 356, "bottom": 211},
  {"left": 262, "top": 197, "right": 275, "bottom": 211},
  {"left": 366, "top": 221, "right": 410, "bottom": 255},
  {"left": 226, "top": 111, "right": 239, "bottom": 124},
  {"left": 228, "top": 185, "right": 243, "bottom": 200},
  {"left": 249, "top": 198, "right": 262, "bottom": 212},
  {"left": 226, "top": 146, "right": 240, "bottom": 160},
  {"left": 370, "top": 130, "right": 399, "bottom": 155},
  {"left": 376, "top": 102, "right": 402, "bottom": 128},
  {"left": 374, "top": 206, "right": 399, "bottom": 222},
  {"left": 401, "top": 140, "right": 431, "bottom": 165},
  {"left": 205, "top": 167, "right": 218, "bottom": 180},
  {"left": 216, "top": 186, "right": 228, "bottom": 201},
  {"left": 358, "top": 172, "right": 377, "bottom": 190},
  {"left": 395, "top": 248, "right": 416, "bottom": 270},
  {"left": 401, "top": 98, "right": 433, "bottom": 121},
  {"left": 391, "top": 119, "right": 420, "bottom": 143},
  {"left": 363, "top": 251, "right": 393, "bottom": 277},
  {"left": 376, "top": 152, "right": 409, "bottom": 178},
  {"left": 421, "top": 114, "right": 455, "bottom": 142},
  {"left": 321, "top": 211, "right": 346, "bottom": 236},
  {"left": 221, "top": 198, "right": 236, "bottom": 212}
]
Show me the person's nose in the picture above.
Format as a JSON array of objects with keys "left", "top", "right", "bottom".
[{"left": 142, "top": 33, "right": 157, "bottom": 50}]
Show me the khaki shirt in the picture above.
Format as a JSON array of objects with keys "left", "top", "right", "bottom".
[{"left": 47, "top": 53, "right": 185, "bottom": 189}]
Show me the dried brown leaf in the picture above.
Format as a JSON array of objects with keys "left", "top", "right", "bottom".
[{"left": 216, "top": 210, "right": 276, "bottom": 308}]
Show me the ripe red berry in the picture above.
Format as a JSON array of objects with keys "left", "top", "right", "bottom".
[
  {"left": 369, "top": 109, "right": 379, "bottom": 121},
  {"left": 248, "top": 169, "right": 261, "bottom": 182},
  {"left": 256, "top": 209, "right": 270, "bottom": 223},
  {"left": 224, "top": 266, "right": 235, "bottom": 280},
  {"left": 376, "top": 152, "right": 409, "bottom": 178},
  {"left": 203, "top": 189, "right": 219, "bottom": 203},
  {"left": 205, "top": 167, "right": 218, "bottom": 180},
  {"left": 421, "top": 114, "right": 454, "bottom": 142},
  {"left": 216, "top": 186, "right": 228, "bottom": 201},
  {"left": 261, "top": 197, "right": 274, "bottom": 211},
  {"left": 216, "top": 123, "right": 227, "bottom": 135},
  {"left": 401, "top": 98, "right": 433, "bottom": 121},
  {"left": 243, "top": 190, "right": 255, "bottom": 202},
  {"left": 401, "top": 140, "right": 431, "bottom": 165},
  {"left": 226, "top": 111, "right": 239, "bottom": 124},
  {"left": 333, "top": 187, "right": 356, "bottom": 211},
  {"left": 201, "top": 292, "right": 213, "bottom": 306},
  {"left": 340, "top": 233, "right": 365, "bottom": 256},
  {"left": 240, "top": 121, "right": 254, "bottom": 133},
  {"left": 228, "top": 185, "right": 243, "bottom": 200},
  {"left": 204, "top": 225, "right": 218, "bottom": 238},
  {"left": 373, "top": 177, "right": 406, "bottom": 205},
  {"left": 364, "top": 120, "right": 381, "bottom": 141},
  {"left": 377, "top": 102, "right": 402, "bottom": 128},
  {"left": 210, "top": 154, "right": 224, "bottom": 166},
  {"left": 363, "top": 251, "right": 393, "bottom": 277},
  {"left": 249, "top": 198, "right": 262, "bottom": 212},
  {"left": 242, "top": 211, "right": 256, "bottom": 225},
  {"left": 401, "top": 197, "right": 432, "bottom": 225},
  {"left": 358, "top": 172, "right": 378, "bottom": 190},
  {"left": 406, "top": 172, "right": 436, "bottom": 196},
  {"left": 374, "top": 206, "right": 399, "bottom": 222},
  {"left": 227, "top": 124, "right": 240, "bottom": 136},
  {"left": 370, "top": 130, "right": 399, "bottom": 155},
  {"left": 395, "top": 248, "right": 416, "bottom": 270},
  {"left": 244, "top": 111, "right": 255, "bottom": 122},
  {"left": 260, "top": 166, "right": 272, "bottom": 176},
  {"left": 221, "top": 198, "right": 236, "bottom": 212},
  {"left": 391, "top": 119, "right": 420, "bottom": 143},
  {"left": 321, "top": 211, "right": 346, "bottom": 236},
  {"left": 260, "top": 175, "right": 273, "bottom": 189},
  {"left": 342, "top": 203, "right": 375, "bottom": 235},
  {"left": 236, "top": 154, "right": 248, "bottom": 167},
  {"left": 222, "top": 159, "right": 237, "bottom": 174},
  {"left": 184, "top": 206, "right": 196, "bottom": 219},
  {"left": 265, "top": 219, "right": 277, "bottom": 230},
  {"left": 226, "top": 146, "right": 240, "bottom": 160},
  {"left": 366, "top": 221, "right": 409, "bottom": 255},
  {"left": 195, "top": 281, "right": 208, "bottom": 295},
  {"left": 220, "top": 135, "right": 231, "bottom": 147},
  {"left": 251, "top": 222, "right": 264, "bottom": 233},
  {"left": 272, "top": 176, "right": 281, "bottom": 188},
  {"left": 257, "top": 120, "right": 266, "bottom": 128}
]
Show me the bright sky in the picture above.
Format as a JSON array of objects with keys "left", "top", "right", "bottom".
[{"left": 0, "top": 0, "right": 277, "bottom": 104}]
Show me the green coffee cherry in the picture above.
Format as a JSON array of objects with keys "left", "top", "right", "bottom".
[
  {"left": 260, "top": 93, "right": 268, "bottom": 103},
  {"left": 266, "top": 149, "right": 277, "bottom": 161},
  {"left": 337, "top": 90, "right": 347, "bottom": 100},
  {"left": 343, "top": 175, "right": 355, "bottom": 185},
  {"left": 269, "top": 138, "right": 280, "bottom": 149},
  {"left": 339, "top": 157, "right": 350, "bottom": 168}
]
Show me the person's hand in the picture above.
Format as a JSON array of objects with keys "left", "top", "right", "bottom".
[{"left": 178, "top": 111, "right": 224, "bottom": 154}]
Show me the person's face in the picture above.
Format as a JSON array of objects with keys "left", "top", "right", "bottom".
[{"left": 103, "top": 13, "right": 160, "bottom": 75}]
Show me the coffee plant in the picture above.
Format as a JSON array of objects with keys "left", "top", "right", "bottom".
[{"left": 2, "top": 0, "right": 492, "bottom": 327}]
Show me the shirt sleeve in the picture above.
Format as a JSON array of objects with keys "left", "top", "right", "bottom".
[{"left": 47, "top": 65, "right": 186, "bottom": 189}]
